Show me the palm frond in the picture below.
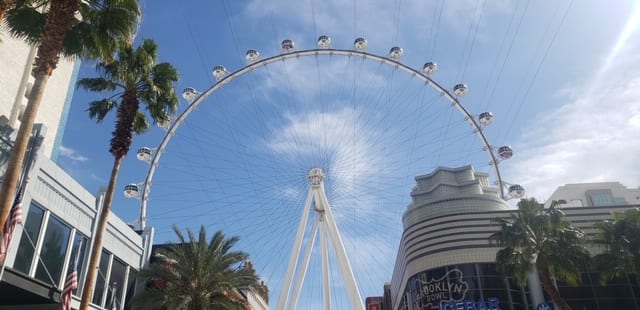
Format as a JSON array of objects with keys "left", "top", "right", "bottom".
[{"left": 86, "top": 98, "right": 117, "bottom": 122}]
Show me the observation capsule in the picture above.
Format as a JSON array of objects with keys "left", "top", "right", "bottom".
[
  {"left": 246, "top": 49, "right": 260, "bottom": 64},
  {"left": 182, "top": 87, "right": 198, "bottom": 102},
  {"left": 124, "top": 184, "right": 140, "bottom": 199},
  {"left": 453, "top": 84, "right": 468, "bottom": 97},
  {"left": 498, "top": 145, "right": 513, "bottom": 160},
  {"left": 508, "top": 184, "right": 525, "bottom": 199},
  {"left": 389, "top": 46, "right": 403, "bottom": 59},
  {"left": 281, "top": 39, "right": 295, "bottom": 53},
  {"left": 136, "top": 147, "right": 152, "bottom": 162},
  {"left": 212, "top": 65, "right": 228, "bottom": 81},
  {"left": 317, "top": 35, "right": 331, "bottom": 48},
  {"left": 354, "top": 37, "right": 367, "bottom": 50},
  {"left": 423, "top": 62, "right": 437, "bottom": 76},
  {"left": 479, "top": 112, "right": 494, "bottom": 126}
]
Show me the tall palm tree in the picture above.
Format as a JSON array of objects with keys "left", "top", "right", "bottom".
[
  {"left": 489, "top": 198, "right": 590, "bottom": 310},
  {"left": 0, "top": 0, "right": 140, "bottom": 239},
  {"left": 133, "top": 226, "right": 260, "bottom": 310},
  {"left": 76, "top": 38, "right": 179, "bottom": 309},
  {"left": 0, "top": 0, "right": 15, "bottom": 25},
  {"left": 593, "top": 207, "right": 640, "bottom": 282}
]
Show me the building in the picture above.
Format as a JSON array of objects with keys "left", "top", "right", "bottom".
[
  {"left": 0, "top": 126, "right": 154, "bottom": 310},
  {"left": 545, "top": 182, "right": 640, "bottom": 208},
  {"left": 0, "top": 25, "right": 79, "bottom": 159},
  {"left": 384, "top": 166, "right": 640, "bottom": 310}
]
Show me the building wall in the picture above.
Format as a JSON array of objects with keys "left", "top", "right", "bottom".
[
  {"left": 1, "top": 130, "right": 153, "bottom": 310},
  {"left": 390, "top": 167, "right": 640, "bottom": 310},
  {"left": 0, "top": 27, "right": 78, "bottom": 159},
  {"left": 545, "top": 182, "right": 640, "bottom": 207}
]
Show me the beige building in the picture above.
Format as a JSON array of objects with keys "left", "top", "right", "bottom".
[{"left": 0, "top": 26, "right": 79, "bottom": 159}]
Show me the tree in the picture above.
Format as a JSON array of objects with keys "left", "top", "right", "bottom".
[
  {"left": 76, "top": 38, "right": 179, "bottom": 309},
  {"left": 489, "top": 198, "right": 590, "bottom": 310},
  {"left": 0, "top": 0, "right": 140, "bottom": 243},
  {"left": 0, "top": 0, "right": 16, "bottom": 25},
  {"left": 133, "top": 226, "right": 260, "bottom": 310},
  {"left": 593, "top": 207, "right": 640, "bottom": 282}
]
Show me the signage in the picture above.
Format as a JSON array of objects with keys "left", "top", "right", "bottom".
[
  {"left": 406, "top": 268, "right": 503, "bottom": 310},
  {"left": 414, "top": 268, "right": 468, "bottom": 307}
]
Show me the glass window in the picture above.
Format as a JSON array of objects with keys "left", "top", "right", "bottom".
[
  {"left": 589, "top": 192, "right": 613, "bottom": 206},
  {"left": 35, "top": 215, "right": 71, "bottom": 285},
  {"left": 93, "top": 250, "right": 111, "bottom": 306},
  {"left": 13, "top": 204, "right": 45, "bottom": 274},
  {"left": 106, "top": 258, "right": 127, "bottom": 310},
  {"left": 69, "top": 232, "right": 88, "bottom": 296},
  {"left": 124, "top": 269, "right": 138, "bottom": 310}
]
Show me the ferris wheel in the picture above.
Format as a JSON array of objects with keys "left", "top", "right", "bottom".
[{"left": 124, "top": 36, "right": 523, "bottom": 309}]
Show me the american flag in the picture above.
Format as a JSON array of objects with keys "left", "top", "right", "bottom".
[
  {"left": 60, "top": 259, "right": 78, "bottom": 310},
  {"left": 0, "top": 185, "right": 24, "bottom": 262}
]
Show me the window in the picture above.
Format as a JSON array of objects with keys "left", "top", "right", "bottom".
[
  {"left": 123, "top": 269, "right": 138, "bottom": 310},
  {"left": 93, "top": 250, "right": 111, "bottom": 306},
  {"left": 106, "top": 258, "right": 127, "bottom": 310},
  {"left": 13, "top": 204, "right": 45, "bottom": 274},
  {"left": 35, "top": 215, "right": 71, "bottom": 285},
  {"left": 587, "top": 190, "right": 614, "bottom": 206},
  {"left": 69, "top": 232, "right": 89, "bottom": 296}
]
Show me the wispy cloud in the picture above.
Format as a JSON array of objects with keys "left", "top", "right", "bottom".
[
  {"left": 504, "top": 40, "right": 640, "bottom": 200},
  {"left": 59, "top": 145, "right": 89, "bottom": 162},
  {"left": 242, "top": 0, "right": 513, "bottom": 52}
]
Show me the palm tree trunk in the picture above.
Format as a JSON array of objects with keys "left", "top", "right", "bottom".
[
  {"left": 80, "top": 155, "right": 124, "bottom": 310},
  {"left": 0, "top": 72, "right": 49, "bottom": 235},
  {"left": 0, "top": 0, "right": 76, "bottom": 234},
  {"left": 538, "top": 265, "right": 572, "bottom": 310}
]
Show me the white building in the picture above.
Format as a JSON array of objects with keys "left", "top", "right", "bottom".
[
  {"left": 544, "top": 182, "right": 640, "bottom": 208},
  {"left": 1, "top": 26, "right": 152, "bottom": 310},
  {"left": 0, "top": 26, "right": 79, "bottom": 159},
  {"left": 0, "top": 125, "right": 154, "bottom": 310},
  {"left": 388, "top": 167, "right": 640, "bottom": 310}
]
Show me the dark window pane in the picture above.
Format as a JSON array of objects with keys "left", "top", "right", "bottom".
[
  {"left": 35, "top": 215, "right": 71, "bottom": 285},
  {"left": 13, "top": 204, "right": 45, "bottom": 274},
  {"left": 93, "top": 250, "right": 111, "bottom": 306},
  {"left": 124, "top": 269, "right": 138, "bottom": 310},
  {"left": 69, "top": 232, "right": 88, "bottom": 296},
  {"left": 106, "top": 258, "right": 127, "bottom": 309}
]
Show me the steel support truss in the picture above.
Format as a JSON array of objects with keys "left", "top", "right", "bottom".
[{"left": 276, "top": 168, "right": 364, "bottom": 310}]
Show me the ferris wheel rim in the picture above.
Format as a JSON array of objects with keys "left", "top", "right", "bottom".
[{"left": 138, "top": 45, "right": 505, "bottom": 229}]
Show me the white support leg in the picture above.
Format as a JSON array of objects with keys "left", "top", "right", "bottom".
[
  {"left": 320, "top": 214, "right": 332, "bottom": 310},
  {"left": 279, "top": 168, "right": 363, "bottom": 310},
  {"left": 318, "top": 182, "right": 364, "bottom": 310},
  {"left": 277, "top": 188, "right": 315, "bottom": 310},
  {"left": 288, "top": 217, "right": 320, "bottom": 310}
]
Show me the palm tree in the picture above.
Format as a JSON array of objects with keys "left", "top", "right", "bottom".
[
  {"left": 76, "top": 38, "right": 179, "bottom": 309},
  {"left": 593, "top": 207, "right": 640, "bottom": 282},
  {"left": 489, "top": 198, "right": 590, "bottom": 310},
  {"left": 0, "top": 0, "right": 140, "bottom": 241},
  {"left": 133, "top": 226, "right": 260, "bottom": 310},
  {"left": 0, "top": 0, "right": 15, "bottom": 25}
]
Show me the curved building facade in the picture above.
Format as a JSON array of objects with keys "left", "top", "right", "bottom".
[{"left": 388, "top": 166, "right": 640, "bottom": 310}]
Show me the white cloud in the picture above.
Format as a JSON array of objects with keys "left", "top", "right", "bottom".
[
  {"left": 242, "top": 0, "right": 513, "bottom": 51},
  {"left": 504, "top": 43, "right": 640, "bottom": 201},
  {"left": 59, "top": 145, "right": 89, "bottom": 162}
]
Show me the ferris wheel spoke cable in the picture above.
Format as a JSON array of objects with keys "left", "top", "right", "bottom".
[
  {"left": 136, "top": 45, "right": 513, "bottom": 306},
  {"left": 480, "top": 0, "right": 530, "bottom": 111},
  {"left": 501, "top": 0, "right": 574, "bottom": 143}
]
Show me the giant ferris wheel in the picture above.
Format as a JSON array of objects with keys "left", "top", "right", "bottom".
[{"left": 124, "top": 36, "right": 524, "bottom": 309}]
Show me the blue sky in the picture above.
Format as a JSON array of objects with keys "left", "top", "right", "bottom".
[{"left": 57, "top": 0, "right": 640, "bottom": 307}]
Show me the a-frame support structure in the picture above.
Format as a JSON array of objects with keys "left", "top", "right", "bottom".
[{"left": 276, "top": 168, "right": 364, "bottom": 310}]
